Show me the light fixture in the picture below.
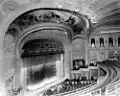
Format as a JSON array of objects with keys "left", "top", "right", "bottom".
[
  {"left": 91, "top": 17, "right": 97, "bottom": 23},
  {"left": 91, "top": 43, "right": 95, "bottom": 47},
  {"left": 57, "top": 5, "right": 63, "bottom": 9},
  {"left": 74, "top": 8, "right": 79, "bottom": 12}
]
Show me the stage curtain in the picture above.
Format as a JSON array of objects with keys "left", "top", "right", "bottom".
[{"left": 22, "top": 54, "right": 61, "bottom": 85}]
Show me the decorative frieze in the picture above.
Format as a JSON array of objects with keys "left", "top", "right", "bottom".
[{"left": 7, "top": 9, "right": 87, "bottom": 38}]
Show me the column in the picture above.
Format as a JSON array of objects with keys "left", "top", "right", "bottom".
[
  {"left": 56, "top": 54, "right": 64, "bottom": 78},
  {"left": 85, "top": 39, "right": 89, "bottom": 66},
  {"left": 64, "top": 44, "right": 71, "bottom": 78},
  {"left": 14, "top": 49, "right": 22, "bottom": 89},
  {"left": 21, "top": 67, "right": 27, "bottom": 91}
]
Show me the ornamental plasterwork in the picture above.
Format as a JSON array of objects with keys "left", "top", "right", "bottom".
[
  {"left": 0, "top": 0, "right": 118, "bottom": 24},
  {"left": 2, "top": 0, "right": 20, "bottom": 13},
  {"left": 0, "top": 0, "right": 94, "bottom": 22},
  {"left": 7, "top": 9, "right": 86, "bottom": 38},
  {"left": 0, "top": 0, "right": 118, "bottom": 36}
]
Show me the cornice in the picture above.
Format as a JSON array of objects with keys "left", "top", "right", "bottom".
[
  {"left": 95, "top": 17, "right": 120, "bottom": 28},
  {"left": 92, "top": 26, "right": 120, "bottom": 35}
]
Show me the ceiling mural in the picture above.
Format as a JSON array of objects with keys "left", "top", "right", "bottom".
[
  {"left": 6, "top": 8, "right": 88, "bottom": 42},
  {"left": 0, "top": 0, "right": 118, "bottom": 29}
]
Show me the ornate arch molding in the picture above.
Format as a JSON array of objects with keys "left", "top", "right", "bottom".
[
  {"left": 6, "top": 8, "right": 90, "bottom": 39},
  {"left": 19, "top": 23, "right": 72, "bottom": 39},
  {"left": 18, "top": 23, "right": 72, "bottom": 54},
  {"left": 0, "top": 2, "right": 91, "bottom": 90}
]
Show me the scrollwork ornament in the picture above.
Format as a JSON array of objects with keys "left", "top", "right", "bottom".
[{"left": 2, "top": 0, "right": 20, "bottom": 13}]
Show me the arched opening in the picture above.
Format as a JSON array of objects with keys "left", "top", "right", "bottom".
[
  {"left": 108, "top": 37, "right": 113, "bottom": 47},
  {"left": 3, "top": 8, "right": 75, "bottom": 93},
  {"left": 91, "top": 38, "right": 95, "bottom": 47},
  {"left": 4, "top": 27, "right": 71, "bottom": 92},
  {"left": 100, "top": 37, "right": 104, "bottom": 47},
  {"left": 2, "top": 8, "right": 90, "bottom": 94},
  {"left": 118, "top": 37, "right": 120, "bottom": 46}
]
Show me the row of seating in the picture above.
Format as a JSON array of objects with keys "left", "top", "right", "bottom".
[{"left": 43, "top": 78, "right": 97, "bottom": 96}]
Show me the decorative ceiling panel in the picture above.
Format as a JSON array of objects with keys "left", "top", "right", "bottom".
[{"left": 0, "top": 0, "right": 119, "bottom": 24}]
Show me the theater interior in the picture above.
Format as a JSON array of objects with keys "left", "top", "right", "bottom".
[{"left": 0, "top": 0, "right": 120, "bottom": 96}]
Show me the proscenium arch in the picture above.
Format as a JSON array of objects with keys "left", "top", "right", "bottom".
[
  {"left": 17, "top": 23, "right": 73, "bottom": 52},
  {"left": 5, "top": 8, "right": 90, "bottom": 39},
  {"left": 3, "top": 8, "right": 83, "bottom": 89},
  {"left": 17, "top": 30, "right": 71, "bottom": 89},
  {"left": 1, "top": 7, "right": 88, "bottom": 48},
  {"left": 1, "top": 8, "right": 90, "bottom": 62},
  {"left": 18, "top": 26, "right": 72, "bottom": 60},
  {"left": 4, "top": 7, "right": 89, "bottom": 75}
]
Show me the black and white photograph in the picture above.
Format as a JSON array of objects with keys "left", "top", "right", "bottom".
[{"left": 0, "top": 0, "right": 120, "bottom": 96}]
